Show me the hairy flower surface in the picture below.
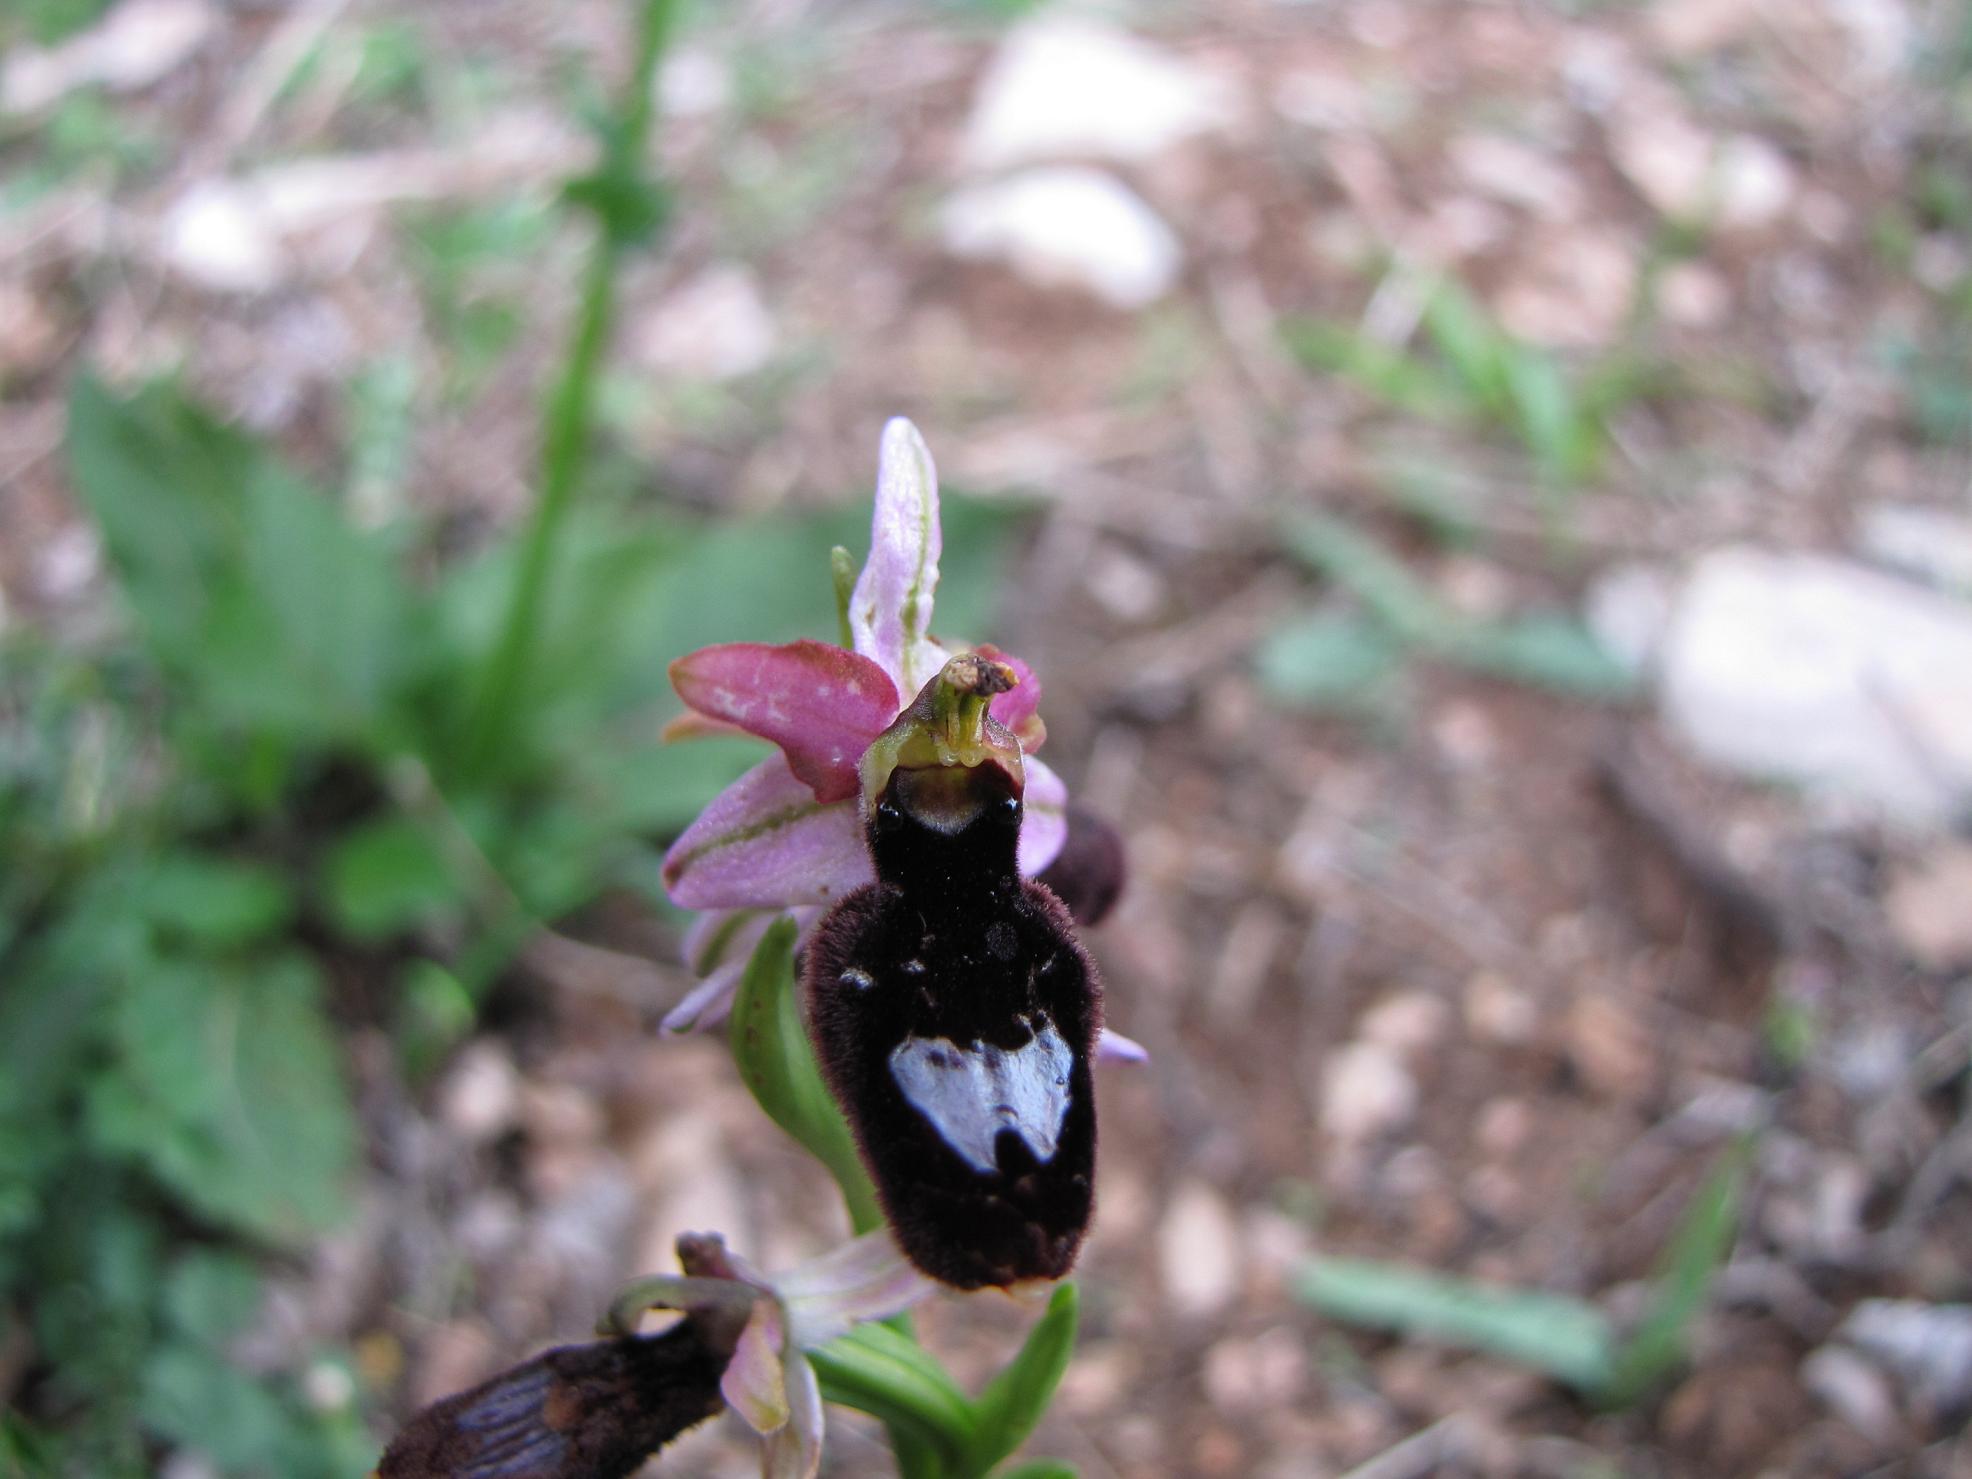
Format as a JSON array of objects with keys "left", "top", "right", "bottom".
[{"left": 659, "top": 419, "right": 1067, "bottom": 1028}]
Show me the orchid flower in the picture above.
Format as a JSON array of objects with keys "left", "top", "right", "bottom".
[
  {"left": 659, "top": 419, "right": 1143, "bottom": 1062},
  {"left": 377, "top": 1230, "right": 935, "bottom": 1479},
  {"left": 607, "top": 1229, "right": 937, "bottom": 1479}
]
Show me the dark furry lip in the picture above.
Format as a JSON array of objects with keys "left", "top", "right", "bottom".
[{"left": 803, "top": 662, "right": 1103, "bottom": 1290}]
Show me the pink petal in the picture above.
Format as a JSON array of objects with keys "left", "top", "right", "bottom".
[
  {"left": 779, "top": 1231, "right": 937, "bottom": 1350},
  {"left": 666, "top": 907, "right": 826, "bottom": 1035},
  {"left": 763, "top": 1350, "right": 824, "bottom": 1479},
  {"left": 1096, "top": 1027, "right": 1150, "bottom": 1065},
  {"left": 721, "top": 1298, "right": 790, "bottom": 1435},
  {"left": 663, "top": 757, "right": 873, "bottom": 909},
  {"left": 850, "top": 419, "right": 947, "bottom": 696},
  {"left": 1017, "top": 755, "right": 1069, "bottom": 878},
  {"left": 660, "top": 959, "right": 748, "bottom": 1035},
  {"left": 671, "top": 641, "right": 898, "bottom": 804},
  {"left": 981, "top": 644, "right": 1046, "bottom": 752}
]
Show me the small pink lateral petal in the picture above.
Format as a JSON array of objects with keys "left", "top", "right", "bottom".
[
  {"left": 979, "top": 644, "right": 1046, "bottom": 752},
  {"left": 663, "top": 757, "right": 874, "bottom": 910},
  {"left": 1017, "top": 755, "right": 1069, "bottom": 877},
  {"left": 670, "top": 640, "right": 899, "bottom": 803},
  {"left": 1095, "top": 1028, "right": 1150, "bottom": 1065}
]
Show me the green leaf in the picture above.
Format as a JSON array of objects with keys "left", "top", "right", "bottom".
[
  {"left": 1421, "top": 279, "right": 1511, "bottom": 415},
  {"left": 136, "top": 853, "right": 293, "bottom": 950},
  {"left": 319, "top": 815, "right": 465, "bottom": 940},
  {"left": 726, "top": 920, "right": 883, "bottom": 1233},
  {"left": 1603, "top": 1145, "right": 1747, "bottom": 1406},
  {"left": 810, "top": 1322, "right": 977, "bottom": 1468},
  {"left": 1280, "top": 320, "right": 1457, "bottom": 417},
  {"left": 161, "top": 1250, "right": 264, "bottom": 1345},
  {"left": 1297, "top": 1256, "right": 1617, "bottom": 1394},
  {"left": 1255, "top": 612, "right": 1407, "bottom": 711},
  {"left": 138, "top": 1344, "right": 297, "bottom": 1472},
  {"left": 997, "top": 1462, "right": 1079, "bottom": 1479},
  {"left": 1503, "top": 348, "right": 1595, "bottom": 486},
  {"left": 86, "top": 955, "right": 356, "bottom": 1245},
  {"left": 66, "top": 375, "right": 416, "bottom": 749},
  {"left": 967, "top": 1283, "right": 1078, "bottom": 1474},
  {"left": 1441, "top": 615, "right": 1635, "bottom": 699},
  {"left": 1278, "top": 513, "right": 1446, "bottom": 642}
]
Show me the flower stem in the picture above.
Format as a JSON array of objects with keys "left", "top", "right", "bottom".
[{"left": 461, "top": 0, "right": 677, "bottom": 780}]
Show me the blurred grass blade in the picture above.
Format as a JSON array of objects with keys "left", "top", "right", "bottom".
[
  {"left": 1297, "top": 1257, "right": 1616, "bottom": 1395},
  {"left": 1443, "top": 615, "right": 1635, "bottom": 699},
  {"left": 966, "top": 1283, "right": 1078, "bottom": 1474},
  {"left": 727, "top": 918, "right": 883, "bottom": 1233},
  {"left": 1254, "top": 612, "right": 1406, "bottom": 711},
  {"left": 1603, "top": 1145, "right": 1749, "bottom": 1406},
  {"left": 997, "top": 1462, "right": 1078, "bottom": 1479},
  {"left": 1280, "top": 319, "right": 1456, "bottom": 416},
  {"left": 1278, "top": 513, "right": 1445, "bottom": 642}
]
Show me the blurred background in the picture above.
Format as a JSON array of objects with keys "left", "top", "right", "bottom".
[{"left": 3, "top": 0, "right": 1972, "bottom": 1474}]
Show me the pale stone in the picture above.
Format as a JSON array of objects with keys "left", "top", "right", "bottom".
[
  {"left": 1801, "top": 1344, "right": 1901, "bottom": 1444},
  {"left": 1158, "top": 1179, "right": 1242, "bottom": 1317},
  {"left": 941, "top": 167, "right": 1183, "bottom": 309},
  {"left": 1658, "top": 260, "right": 1733, "bottom": 327},
  {"left": 1659, "top": 548, "right": 1972, "bottom": 828},
  {"left": 1359, "top": 989, "right": 1450, "bottom": 1056},
  {"left": 631, "top": 265, "right": 777, "bottom": 381},
  {"left": 1448, "top": 133, "right": 1583, "bottom": 219},
  {"left": 2, "top": 0, "right": 214, "bottom": 114},
  {"left": 1319, "top": 1040, "right": 1417, "bottom": 1143},
  {"left": 1840, "top": 1301, "right": 1972, "bottom": 1417},
  {"left": 960, "top": 17, "right": 1237, "bottom": 170},
  {"left": 437, "top": 1040, "right": 521, "bottom": 1144},
  {"left": 1586, "top": 562, "right": 1676, "bottom": 679},
  {"left": 1883, "top": 845, "right": 1972, "bottom": 971},
  {"left": 1493, "top": 225, "right": 1639, "bottom": 347},
  {"left": 1855, "top": 504, "right": 1972, "bottom": 594}
]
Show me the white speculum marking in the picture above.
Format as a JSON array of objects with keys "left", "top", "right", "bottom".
[{"left": 888, "top": 1019, "right": 1072, "bottom": 1175}]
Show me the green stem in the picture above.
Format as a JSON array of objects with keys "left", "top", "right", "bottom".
[{"left": 462, "top": 0, "right": 676, "bottom": 779}]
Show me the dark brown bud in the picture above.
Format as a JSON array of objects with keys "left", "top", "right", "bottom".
[
  {"left": 1036, "top": 803, "right": 1127, "bottom": 927},
  {"left": 375, "top": 1326, "right": 727, "bottom": 1479}
]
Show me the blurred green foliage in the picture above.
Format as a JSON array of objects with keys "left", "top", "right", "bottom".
[
  {"left": 1283, "top": 276, "right": 1658, "bottom": 495},
  {"left": 1298, "top": 1145, "right": 1748, "bottom": 1408},
  {"left": 1255, "top": 511, "right": 1634, "bottom": 722}
]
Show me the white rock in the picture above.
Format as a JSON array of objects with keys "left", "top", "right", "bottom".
[
  {"left": 1448, "top": 134, "right": 1583, "bottom": 219},
  {"left": 1492, "top": 225, "right": 1639, "bottom": 348},
  {"left": 1658, "top": 260, "right": 1733, "bottom": 327},
  {"left": 2, "top": 0, "right": 214, "bottom": 114},
  {"left": 1586, "top": 562, "right": 1676, "bottom": 679},
  {"left": 1157, "top": 1179, "right": 1242, "bottom": 1317},
  {"left": 960, "top": 18, "right": 1237, "bottom": 171},
  {"left": 659, "top": 47, "right": 730, "bottom": 119},
  {"left": 1883, "top": 844, "right": 1972, "bottom": 971},
  {"left": 1659, "top": 548, "right": 1972, "bottom": 827},
  {"left": 1801, "top": 1344, "right": 1901, "bottom": 1444},
  {"left": 1855, "top": 504, "right": 1972, "bottom": 594},
  {"left": 1611, "top": 94, "right": 1795, "bottom": 230},
  {"left": 631, "top": 265, "right": 776, "bottom": 381},
  {"left": 1839, "top": 1301, "right": 1972, "bottom": 1417},
  {"left": 941, "top": 167, "right": 1182, "bottom": 309},
  {"left": 1319, "top": 1040, "right": 1417, "bottom": 1143},
  {"left": 437, "top": 1040, "right": 521, "bottom": 1144}
]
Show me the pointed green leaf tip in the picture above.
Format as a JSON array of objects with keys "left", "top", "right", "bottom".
[
  {"left": 727, "top": 918, "right": 882, "bottom": 1233},
  {"left": 966, "top": 1282, "right": 1078, "bottom": 1474}
]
